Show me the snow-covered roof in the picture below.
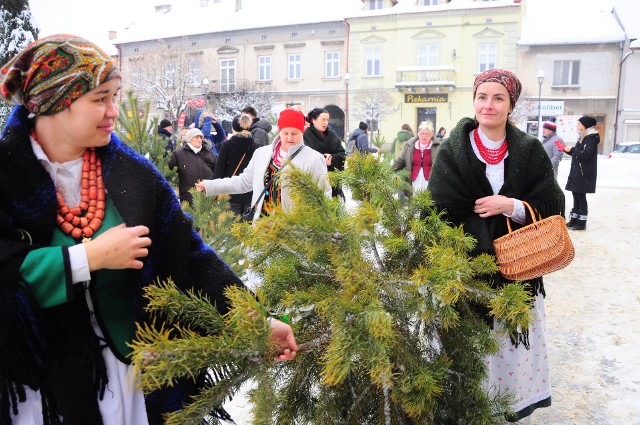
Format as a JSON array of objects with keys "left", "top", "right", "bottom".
[
  {"left": 611, "top": 0, "right": 640, "bottom": 40},
  {"left": 113, "top": 0, "right": 522, "bottom": 46},
  {"left": 518, "top": 0, "right": 625, "bottom": 46}
]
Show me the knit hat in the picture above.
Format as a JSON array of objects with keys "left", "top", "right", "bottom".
[
  {"left": 578, "top": 115, "right": 597, "bottom": 129},
  {"left": 278, "top": 108, "right": 305, "bottom": 132},
  {"left": 0, "top": 34, "right": 120, "bottom": 116},
  {"left": 543, "top": 117, "right": 557, "bottom": 132},
  {"left": 185, "top": 128, "right": 204, "bottom": 144},
  {"left": 359, "top": 121, "right": 368, "bottom": 131},
  {"left": 160, "top": 119, "right": 172, "bottom": 129},
  {"left": 472, "top": 68, "right": 522, "bottom": 108}
]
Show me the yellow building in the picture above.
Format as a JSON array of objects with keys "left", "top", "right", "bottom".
[{"left": 346, "top": 0, "right": 522, "bottom": 145}]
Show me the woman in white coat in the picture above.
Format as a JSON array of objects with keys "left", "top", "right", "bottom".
[{"left": 196, "top": 109, "right": 331, "bottom": 221}]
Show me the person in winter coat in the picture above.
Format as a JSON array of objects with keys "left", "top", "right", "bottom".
[
  {"left": 303, "top": 107, "right": 346, "bottom": 199},
  {"left": 193, "top": 109, "right": 227, "bottom": 155},
  {"left": 213, "top": 114, "right": 259, "bottom": 216},
  {"left": 197, "top": 109, "right": 332, "bottom": 222},
  {"left": 392, "top": 120, "right": 440, "bottom": 197},
  {"left": 241, "top": 106, "right": 273, "bottom": 147},
  {"left": 554, "top": 115, "right": 600, "bottom": 230},
  {"left": 350, "top": 122, "right": 380, "bottom": 155},
  {"left": 541, "top": 118, "right": 564, "bottom": 178},
  {"left": 168, "top": 127, "right": 217, "bottom": 206},
  {"left": 391, "top": 123, "right": 414, "bottom": 160},
  {"left": 158, "top": 118, "right": 176, "bottom": 152},
  {"left": 428, "top": 68, "right": 565, "bottom": 423},
  {"left": 0, "top": 34, "right": 297, "bottom": 425},
  {"left": 436, "top": 126, "right": 447, "bottom": 142}
]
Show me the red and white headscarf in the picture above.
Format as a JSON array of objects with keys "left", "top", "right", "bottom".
[{"left": 472, "top": 68, "right": 522, "bottom": 107}]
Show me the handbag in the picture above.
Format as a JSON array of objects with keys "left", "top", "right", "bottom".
[
  {"left": 240, "top": 146, "right": 305, "bottom": 223},
  {"left": 493, "top": 201, "right": 575, "bottom": 281}
]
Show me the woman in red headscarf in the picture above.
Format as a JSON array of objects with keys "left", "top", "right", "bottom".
[{"left": 429, "top": 69, "right": 565, "bottom": 422}]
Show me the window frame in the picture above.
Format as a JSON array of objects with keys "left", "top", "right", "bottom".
[
  {"left": 324, "top": 51, "right": 341, "bottom": 78},
  {"left": 417, "top": 44, "right": 440, "bottom": 67},
  {"left": 478, "top": 43, "right": 497, "bottom": 73},
  {"left": 219, "top": 58, "right": 236, "bottom": 93},
  {"left": 365, "top": 48, "right": 382, "bottom": 77},
  {"left": 288, "top": 53, "right": 302, "bottom": 80},
  {"left": 553, "top": 60, "right": 580, "bottom": 86},
  {"left": 258, "top": 55, "right": 272, "bottom": 81}
]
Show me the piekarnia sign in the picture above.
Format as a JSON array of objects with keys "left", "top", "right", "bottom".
[{"left": 405, "top": 94, "right": 448, "bottom": 103}]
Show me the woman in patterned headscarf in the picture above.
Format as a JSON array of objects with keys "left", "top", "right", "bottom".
[
  {"left": 0, "top": 34, "right": 297, "bottom": 425},
  {"left": 428, "top": 68, "right": 565, "bottom": 422}
]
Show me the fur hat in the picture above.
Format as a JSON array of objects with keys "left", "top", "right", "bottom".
[
  {"left": 160, "top": 119, "right": 172, "bottom": 129},
  {"left": 277, "top": 109, "right": 305, "bottom": 132},
  {"left": 0, "top": 34, "right": 120, "bottom": 116},
  {"left": 543, "top": 117, "right": 557, "bottom": 132},
  {"left": 232, "top": 114, "right": 253, "bottom": 133},
  {"left": 185, "top": 128, "right": 204, "bottom": 144},
  {"left": 578, "top": 115, "right": 597, "bottom": 129}
]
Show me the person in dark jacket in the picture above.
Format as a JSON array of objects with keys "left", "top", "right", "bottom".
[
  {"left": 158, "top": 118, "right": 176, "bottom": 152},
  {"left": 213, "top": 114, "right": 259, "bottom": 215},
  {"left": 168, "top": 127, "right": 217, "bottom": 206},
  {"left": 303, "top": 107, "right": 346, "bottom": 198},
  {"left": 193, "top": 109, "right": 227, "bottom": 155},
  {"left": 351, "top": 122, "right": 380, "bottom": 155},
  {"left": 241, "top": 106, "right": 273, "bottom": 147},
  {"left": 0, "top": 34, "right": 297, "bottom": 425},
  {"left": 554, "top": 115, "right": 600, "bottom": 230}
]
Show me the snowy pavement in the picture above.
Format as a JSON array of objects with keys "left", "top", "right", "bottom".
[{"left": 225, "top": 155, "right": 640, "bottom": 425}]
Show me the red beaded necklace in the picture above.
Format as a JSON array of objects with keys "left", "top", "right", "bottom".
[
  {"left": 473, "top": 128, "right": 508, "bottom": 165},
  {"left": 31, "top": 131, "right": 105, "bottom": 241}
]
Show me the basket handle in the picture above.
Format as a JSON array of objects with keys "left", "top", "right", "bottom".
[{"left": 505, "top": 200, "right": 539, "bottom": 233}]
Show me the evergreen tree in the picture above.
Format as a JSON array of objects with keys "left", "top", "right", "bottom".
[
  {"left": 117, "top": 90, "right": 177, "bottom": 186},
  {"left": 130, "top": 155, "right": 533, "bottom": 424},
  {"left": 0, "top": 0, "right": 38, "bottom": 128}
]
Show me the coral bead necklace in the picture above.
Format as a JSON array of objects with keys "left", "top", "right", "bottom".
[
  {"left": 473, "top": 128, "right": 508, "bottom": 165},
  {"left": 31, "top": 131, "right": 105, "bottom": 241}
]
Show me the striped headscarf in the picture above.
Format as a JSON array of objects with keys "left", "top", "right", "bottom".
[
  {"left": 472, "top": 68, "right": 522, "bottom": 108},
  {"left": 0, "top": 34, "right": 120, "bottom": 116}
]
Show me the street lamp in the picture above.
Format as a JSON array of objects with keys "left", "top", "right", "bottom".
[
  {"left": 537, "top": 70, "right": 545, "bottom": 140},
  {"left": 344, "top": 72, "right": 351, "bottom": 138},
  {"left": 202, "top": 78, "right": 210, "bottom": 106}
]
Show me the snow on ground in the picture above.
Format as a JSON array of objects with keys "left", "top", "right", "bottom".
[{"left": 224, "top": 155, "right": 640, "bottom": 425}]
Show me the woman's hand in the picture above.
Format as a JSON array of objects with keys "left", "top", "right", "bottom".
[
  {"left": 324, "top": 153, "right": 332, "bottom": 166},
  {"left": 84, "top": 224, "right": 151, "bottom": 271},
  {"left": 474, "top": 195, "right": 514, "bottom": 218},
  {"left": 269, "top": 319, "right": 298, "bottom": 361}
]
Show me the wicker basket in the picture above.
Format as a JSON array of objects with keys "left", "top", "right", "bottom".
[{"left": 493, "top": 201, "right": 575, "bottom": 281}]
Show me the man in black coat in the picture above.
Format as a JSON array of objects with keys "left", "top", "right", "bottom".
[{"left": 158, "top": 119, "right": 176, "bottom": 152}]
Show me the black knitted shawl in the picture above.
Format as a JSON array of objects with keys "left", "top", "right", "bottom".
[
  {"left": 0, "top": 106, "right": 243, "bottom": 424},
  {"left": 429, "top": 118, "right": 565, "bottom": 343}
]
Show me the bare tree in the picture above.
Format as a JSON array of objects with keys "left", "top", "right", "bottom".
[
  {"left": 352, "top": 90, "right": 397, "bottom": 130},
  {"left": 121, "top": 37, "right": 209, "bottom": 128},
  {"left": 510, "top": 88, "right": 536, "bottom": 126},
  {"left": 213, "top": 86, "right": 277, "bottom": 122}
]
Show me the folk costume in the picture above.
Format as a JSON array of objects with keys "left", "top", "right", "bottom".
[
  {"left": 393, "top": 136, "right": 441, "bottom": 197},
  {"left": 0, "top": 35, "right": 242, "bottom": 425},
  {"left": 428, "top": 68, "right": 565, "bottom": 422}
]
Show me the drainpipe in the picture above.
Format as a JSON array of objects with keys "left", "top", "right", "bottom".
[
  {"left": 344, "top": 19, "right": 351, "bottom": 137},
  {"left": 614, "top": 45, "right": 635, "bottom": 150}
]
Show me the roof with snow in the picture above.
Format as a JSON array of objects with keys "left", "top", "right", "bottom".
[
  {"left": 518, "top": 0, "right": 625, "bottom": 46},
  {"left": 112, "top": 0, "right": 522, "bottom": 46}
]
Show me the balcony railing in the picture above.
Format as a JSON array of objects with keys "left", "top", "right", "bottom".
[{"left": 395, "top": 65, "right": 456, "bottom": 90}]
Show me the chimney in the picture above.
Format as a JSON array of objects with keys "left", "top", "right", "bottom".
[
  {"left": 200, "top": 0, "right": 208, "bottom": 6},
  {"left": 155, "top": 4, "right": 172, "bottom": 14},
  {"left": 236, "top": 0, "right": 242, "bottom": 12},
  {"left": 108, "top": 31, "right": 117, "bottom": 40}
]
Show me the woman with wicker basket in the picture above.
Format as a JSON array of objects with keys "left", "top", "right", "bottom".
[{"left": 428, "top": 68, "right": 566, "bottom": 423}]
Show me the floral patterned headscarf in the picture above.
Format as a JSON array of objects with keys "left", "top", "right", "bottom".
[
  {"left": 472, "top": 68, "right": 522, "bottom": 108},
  {"left": 0, "top": 34, "right": 120, "bottom": 117}
]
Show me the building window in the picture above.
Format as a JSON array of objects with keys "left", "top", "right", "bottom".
[
  {"left": 165, "top": 63, "right": 176, "bottom": 87},
  {"left": 478, "top": 44, "right": 497, "bottom": 72},
  {"left": 188, "top": 60, "right": 201, "bottom": 86},
  {"left": 367, "top": 0, "right": 383, "bottom": 10},
  {"left": 365, "top": 48, "right": 382, "bottom": 76},
  {"left": 325, "top": 51, "right": 340, "bottom": 78},
  {"left": 220, "top": 58, "right": 236, "bottom": 92},
  {"left": 421, "top": 0, "right": 440, "bottom": 5},
  {"left": 288, "top": 53, "right": 302, "bottom": 80},
  {"left": 262, "top": 35, "right": 267, "bottom": 40},
  {"left": 553, "top": 60, "right": 580, "bottom": 86},
  {"left": 258, "top": 55, "right": 271, "bottom": 81},
  {"left": 132, "top": 66, "right": 142, "bottom": 86},
  {"left": 291, "top": 32, "right": 298, "bottom": 38},
  {"left": 417, "top": 45, "right": 439, "bottom": 66}
]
